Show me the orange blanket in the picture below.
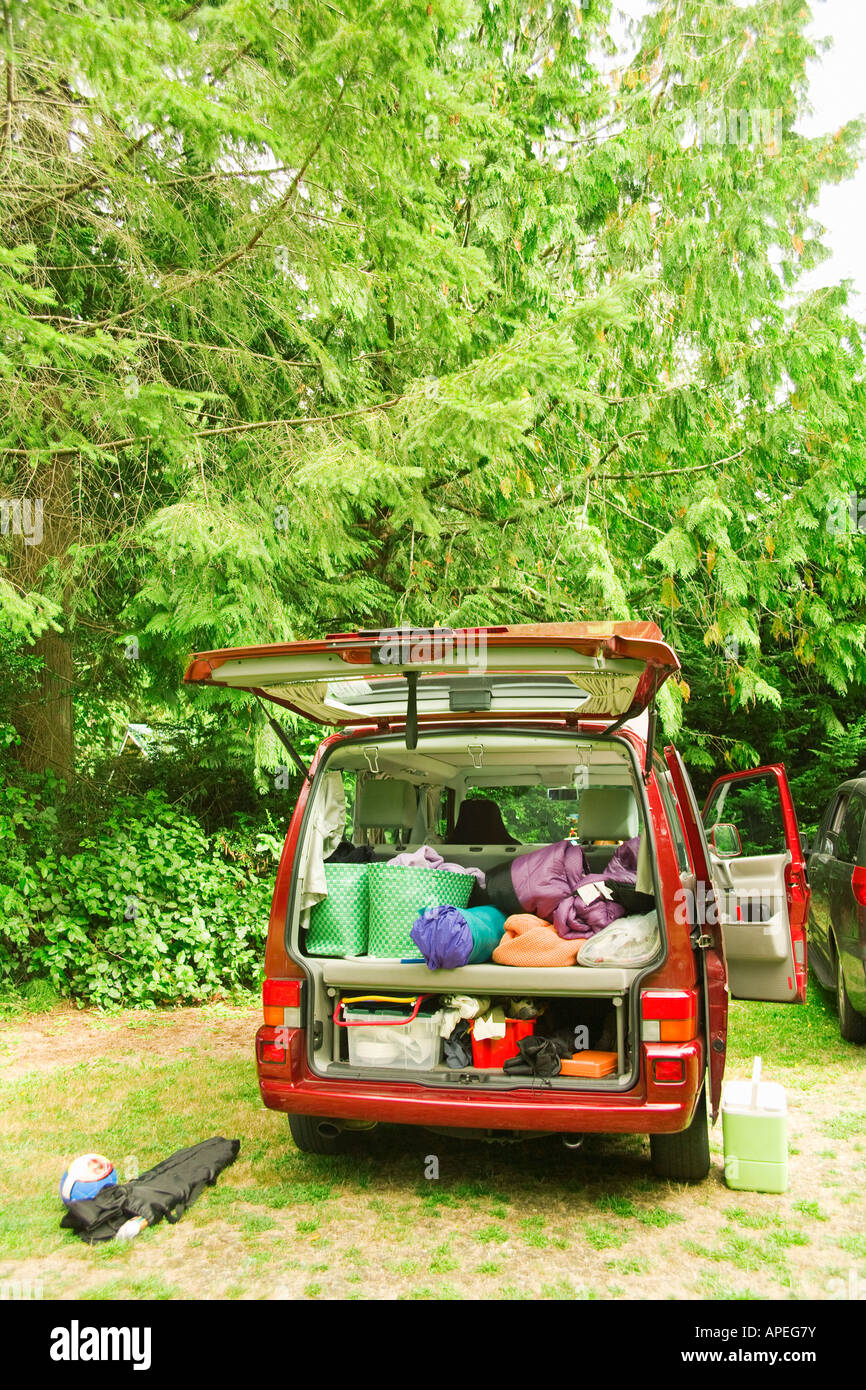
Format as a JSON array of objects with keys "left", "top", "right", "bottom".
[{"left": 492, "top": 914, "right": 581, "bottom": 968}]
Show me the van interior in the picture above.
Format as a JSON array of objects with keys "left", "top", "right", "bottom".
[{"left": 290, "top": 730, "right": 666, "bottom": 1092}]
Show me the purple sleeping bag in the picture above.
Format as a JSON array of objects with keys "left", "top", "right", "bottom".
[{"left": 488, "top": 837, "right": 642, "bottom": 941}]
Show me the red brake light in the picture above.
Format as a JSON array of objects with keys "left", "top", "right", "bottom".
[
  {"left": 641, "top": 989, "right": 696, "bottom": 1020},
  {"left": 263, "top": 978, "right": 302, "bottom": 1025},
  {"left": 642, "top": 989, "right": 697, "bottom": 1042},
  {"left": 653, "top": 1058, "right": 686, "bottom": 1083},
  {"left": 852, "top": 867, "right": 866, "bottom": 907},
  {"left": 263, "top": 978, "right": 302, "bottom": 1007},
  {"left": 257, "top": 1027, "right": 288, "bottom": 1065}
]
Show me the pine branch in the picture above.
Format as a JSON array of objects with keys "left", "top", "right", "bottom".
[
  {"left": 174, "top": 1, "right": 207, "bottom": 19},
  {"left": 6, "top": 23, "right": 276, "bottom": 227},
  {"left": 599, "top": 448, "right": 746, "bottom": 480},
  {"left": 588, "top": 486, "right": 666, "bottom": 534},
  {"left": 96, "top": 76, "right": 353, "bottom": 330},
  {"left": 595, "top": 429, "right": 649, "bottom": 470},
  {"left": 9, "top": 133, "right": 149, "bottom": 225},
  {"left": 0, "top": 392, "right": 409, "bottom": 456}
]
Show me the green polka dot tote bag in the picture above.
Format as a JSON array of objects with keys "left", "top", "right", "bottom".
[
  {"left": 307, "top": 863, "right": 370, "bottom": 957},
  {"left": 367, "top": 864, "right": 474, "bottom": 957}
]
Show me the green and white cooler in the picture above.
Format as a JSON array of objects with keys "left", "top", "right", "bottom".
[{"left": 722, "top": 1057, "right": 788, "bottom": 1194}]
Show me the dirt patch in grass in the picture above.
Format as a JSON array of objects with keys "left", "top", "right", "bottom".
[
  {"left": 0, "top": 992, "right": 864, "bottom": 1301},
  {"left": 0, "top": 1003, "right": 260, "bottom": 1083}
]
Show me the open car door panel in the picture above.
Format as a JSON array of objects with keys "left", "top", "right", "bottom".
[{"left": 702, "top": 766, "right": 808, "bottom": 1005}]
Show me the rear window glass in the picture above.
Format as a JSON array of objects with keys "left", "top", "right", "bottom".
[
  {"left": 460, "top": 786, "right": 584, "bottom": 843},
  {"left": 813, "top": 794, "right": 845, "bottom": 855}
]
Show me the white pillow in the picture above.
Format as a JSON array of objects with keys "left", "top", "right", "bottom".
[{"left": 577, "top": 911, "right": 660, "bottom": 967}]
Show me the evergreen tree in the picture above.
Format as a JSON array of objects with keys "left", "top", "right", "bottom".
[{"left": 0, "top": 0, "right": 862, "bottom": 802}]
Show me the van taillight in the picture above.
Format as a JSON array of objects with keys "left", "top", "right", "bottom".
[
  {"left": 852, "top": 867, "right": 866, "bottom": 907},
  {"left": 652, "top": 1058, "right": 686, "bottom": 1083},
  {"left": 641, "top": 989, "right": 697, "bottom": 1042},
  {"left": 257, "top": 1027, "right": 288, "bottom": 1065},
  {"left": 263, "top": 978, "right": 303, "bottom": 1026}
]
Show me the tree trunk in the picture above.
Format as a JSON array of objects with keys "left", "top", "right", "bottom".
[
  {"left": 15, "top": 627, "right": 75, "bottom": 778},
  {"left": 9, "top": 452, "right": 75, "bottom": 779}
]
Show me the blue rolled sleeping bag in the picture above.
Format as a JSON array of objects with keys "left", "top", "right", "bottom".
[
  {"left": 410, "top": 904, "right": 507, "bottom": 971},
  {"left": 464, "top": 906, "right": 508, "bottom": 964}
]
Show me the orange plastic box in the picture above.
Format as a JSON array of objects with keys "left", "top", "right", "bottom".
[{"left": 559, "top": 1050, "right": 618, "bottom": 1078}]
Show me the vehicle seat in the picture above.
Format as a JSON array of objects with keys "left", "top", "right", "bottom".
[
  {"left": 355, "top": 778, "right": 417, "bottom": 846},
  {"left": 577, "top": 787, "right": 639, "bottom": 871}
]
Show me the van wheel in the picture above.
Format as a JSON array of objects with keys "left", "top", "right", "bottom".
[
  {"left": 650, "top": 1086, "right": 710, "bottom": 1183},
  {"left": 287, "top": 1114, "right": 345, "bottom": 1155},
  {"left": 836, "top": 953, "right": 866, "bottom": 1043}
]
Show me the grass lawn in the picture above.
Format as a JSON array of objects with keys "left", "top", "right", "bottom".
[{"left": 0, "top": 984, "right": 863, "bottom": 1301}]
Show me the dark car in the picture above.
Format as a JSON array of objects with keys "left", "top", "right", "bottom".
[{"left": 807, "top": 779, "right": 866, "bottom": 1042}]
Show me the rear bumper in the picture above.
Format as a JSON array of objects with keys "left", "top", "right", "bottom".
[{"left": 257, "top": 1029, "right": 705, "bottom": 1136}]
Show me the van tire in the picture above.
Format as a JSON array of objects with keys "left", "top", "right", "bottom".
[
  {"left": 649, "top": 1085, "right": 710, "bottom": 1183},
  {"left": 836, "top": 952, "right": 866, "bottom": 1044},
  {"left": 288, "top": 1114, "right": 345, "bottom": 1155}
]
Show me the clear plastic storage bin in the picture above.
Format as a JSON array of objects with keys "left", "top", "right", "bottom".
[{"left": 339, "top": 999, "right": 443, "bottom": 1070}]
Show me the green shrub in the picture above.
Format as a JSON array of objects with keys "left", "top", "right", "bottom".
[{"left": 0, "top": 766, "right": 278, "bottom": 1008}]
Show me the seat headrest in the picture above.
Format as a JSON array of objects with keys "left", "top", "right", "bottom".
[
  {"left": 356, "top": 779, "right": 417, "bottom": 832},
  {"left": 577, "top": 787, "right": 639, "bottom": 842},
  {"left": 453, "top": 798, "right": 518, "bottom": 845}
]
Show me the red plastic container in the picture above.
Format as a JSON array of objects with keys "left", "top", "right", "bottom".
[{"left": 470, "top": 1017, "right": 535, "bottom": 1068}]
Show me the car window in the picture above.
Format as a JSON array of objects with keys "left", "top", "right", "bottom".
[
  {"left": 813, "top": 793, "right": 847, "bottom": 856},
  {"left": 835, "top": 793, "right": 866, "bottom": 864},
  {"left": 703, "top": 770, "right": 785, "bottom": 857},
  {"left": 655, "top": 762, "right": 690, "bottom": 872}
]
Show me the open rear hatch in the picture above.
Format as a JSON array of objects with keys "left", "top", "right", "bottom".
[{"left": 184, "top": 622, "right": 679, "bottom": 726}]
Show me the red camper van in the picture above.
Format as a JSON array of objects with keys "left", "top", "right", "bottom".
[{"left": 184, "top": 622, "right": 809, "bottom": 1182}]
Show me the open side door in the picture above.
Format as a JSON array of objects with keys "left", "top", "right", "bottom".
[
  {"left": 664, "top": 746, "right": 728, "bottom": 1121},
  {"left": 702, "top": 766, "right": 809, "bottom": 1005}
]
